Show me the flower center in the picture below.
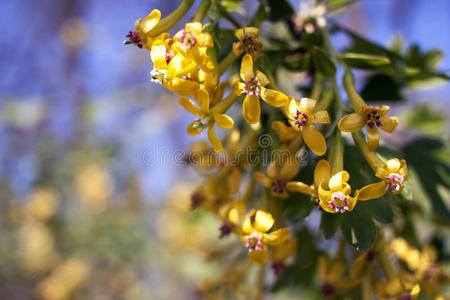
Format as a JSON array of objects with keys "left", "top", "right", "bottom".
[
  {"left": 321, "top": 283, "right": 335, "bottom": 295},
  {"left": 385, "top": 173, "right": 404, "bottom": 193},
  {"left": 150, "top": 69, "right": 168, "bottom": 84},
  {"left": 244, "top": 77, "right": 261, "bottom": 97},
  {"left": 219, "top": 222, "right": 232, "bottom": 238},
  {"left": 165, "top": 50, "right": 174, "bottom": 64},
  {"left": 328, "top": 191, "right": 350, "bottom": 213},
  {"left": 124, "top": 31, "right": 143, "bottom": 48},
  {"left": 245, "top": 232, "right": 263, "bottom": 252},
  {"left": 292, "top": 110, "right": 309, "bottom": 129},
  {"left": 179, "top": 30, "right": 197, "bottom": 48},
  {"left": 192, "top": 116, "right": 211, "bottom": 130},
  {"left": 366, "top": 110, "right": 382, "bottom": 128},
  {"left": 271, "top": 261, "right": 286, "bottom": 275},
  {"left": 242, "top": 35, "right": 258, "bottom": 53},
  {"left": 271, "top": 179, "right": 287, "bottom": 195}
]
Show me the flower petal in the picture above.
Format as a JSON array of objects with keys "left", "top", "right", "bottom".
[
  {"left": 235, "top": 27, "right": 259, "bottom": 40},
  {"left": 358, "top": 181, "right": 387, "bottom": 201},
  {"left": 241, "top": 209, "right": 256, "bottom": 234},
  {"left": 329, "top": 171, "right": 350, "bottom": 192},
  {"left": 256, "top": 70, "right": 270, "bottom": 86},
  {"left": 287, "top": 182, "right": 315, "bottom": 196},
  {"left": 214, "top": 114, "right": 234, "bottom": 129},
  {"left": 187, "top": 121, "right": 202, "bottom": 136},
  {"left": 240, "top": 54, "right": 254, "bottom": 82},
  {"left": 196, "top": 88, "right": 210, "bottom": 111},
  {"left": 139, "top": 9, "right": 161, "bottom": 33},
  {"left": 150, "top": 40, "right": 167, "bottom": 69},
  {"left": 303, "top": 126, "right": 327, "bottom": 156},
  {"left": 367, "top": 127, "right": 380, "bottom": 151},
  {"left": 299, "top": 98, "right": 317, "bottom": 114},
  {"left": 386, "top": 158, "right": 401, "bottom": 172},
  {"left": 312, "top": 111, "right": 330, "bottom": 124},
  {"left": 249, "top": 246, "right": 268, "bottom": 264},
  {"left": 208, "top": 126, "right": 223, "bottom": 152},
  {"left": 179, "top": 97, "right": 202, "bottom": 116},
  {"left": 287, "top": 97, "right": 299, "bottom": 116},
  {"left": 263, "top": 228, "right": 290, "bottom": 245},
  {"left": 280, "top": 159, "right": 300, "bottom": 180},
  {"left": 254, "top": 210, "right": 274, "bottom": 233},
  {"left": 314, "top": 160, "right": 331, "bottom": 190},
  {"left": 260, "top": 87, "right": 289, "bottom": 107},
  {"left": 338, "top": 113, "right": 365, "bottom": 132},
  {"left": 267, "top": 161, "right": 278, "bottom": 179},
  {"left": 254, "top": 172, "right": 272, "bottom": 188},
  {"left": 242, "top": 95, "right": 261, "bottom": 124},
  {"left": 169, "top": 78, "right": 199, "bottom": 96},
  {"left": 380, "top": 116, "right": 398, "bottom": 133}
]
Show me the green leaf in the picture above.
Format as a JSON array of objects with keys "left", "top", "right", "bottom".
[
  {"left": 313, "top": 47, "right": 336, "bottom": 77},
  {"left": 264, "top": 0, "right": 294, "bottom": 22},
  {"left": 281, "top": 193, "right": 314, "bottom": 221},
  {"left": 340, "top": 205, "right": 378, "bottom": 251},
  {"left": 362, "top": 197, "right": 394, "bottom": 224},
  {"left": 339, "top": 53, "right": 390, "bottom": 69},
  {"left": 320, "top": 212, "right": 341, "bottom": 239},
  {"left": 361, "top": 74, "right": 403, "bottom": 102}
]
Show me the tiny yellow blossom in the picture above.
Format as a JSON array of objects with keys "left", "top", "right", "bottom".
[
  {"left": 235, "top": 54, "right": 289, "bottom": 124},
  {"left": 173, "top": 22, "right": 214, "bottom": 72},
  {"left": 240, "top": 209, "right": 290, "bottom": 264},
  {"left": 179, "top": 88, "right": 234, "bottom": 151},
  {"left": 255, "top": 159, "right": 300, "bottom": 198},
  {"left": 233, "top": 27, "right": 263, "bottom": 57},
  {"left": 286, "top": 97, "right": 330, "bottom": 156},
  {"left": 338, "top": 105, "right": 398, "bottom": 151}
]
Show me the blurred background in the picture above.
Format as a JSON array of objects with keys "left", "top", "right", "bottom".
[{"left": 0, "top": 0, "right": 449, "bottom": 299}]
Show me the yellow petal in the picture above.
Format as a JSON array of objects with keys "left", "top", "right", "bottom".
[
  {"left": 280, "top": 159, "right": 300, "bottom": 180},
  {"left": 240, "top": 54, "right": 254, "bottom": 82},
  {"left": 263, "top": 228, "right": 290, "bottom": 245},
  {"left": 195, "top": 88, "right": 210, "bottom": 111},
  {"left": 267, "top": 161, "right": 278, "bottom": 179},
  {"left": 242, "top": 95, "right": 261, "bottom": 124},
  {"left": 260, "top": 87, "right": 289, "bottom": 107},
  {"left": 314, "top": 160, "right": 331, "bottom": 190},
  {"left": 197, "top": 33, "right": 213, "bottom": 47},
  {"left": 380, "top": 116, "right": 398, "bottom": 133},
  {"left": 208, "top": 126, "right": 223, "bottom": 152},
  {"left": 303, "top": 126, "right": 327, "bottom": 156},
  {"left": 338, "top": 113, "right": 365, "bottom": 132},
  {"left": 249, "top": 246, "right": 269, "bottom": 264},
  {"left": 386, "top": 158, "right": 401, "bottom": 172},
  {"left": 150, "top": 40, "right": 167, "bottom": 69},
  {"left": 254, "top": 172, "right": 272, "bottom": 188},
  {"left": 255, "top": 70, "right": 270, "bottom": 86},
  {"left": 272, "top": 121, "right": 290, "bottom": 136},
  {"left": 287, "top": 97, "right": 299, "bottom": 116},
  {"left": 329, "top": 261, "right": 345, "bottom": 282},
  {"left": 367, "top": 127, "right": 380, "bottom": 151},
  {"left": 241, "top": 209, "right": 256, "bottom": 234},
  {"left": 169, "top": 78, "right": 199, "bottom": 96},
  {"left": 347, "top": 196, "right": 357, "bottom": 211},
  {"left": 358, "top": 181, "right": 387, "bottom": 201},
  {"left": 179, "top": 97, "right": 202, "bottom": 116},
  {"left": 139, "top": 9, "right": 161, "bottom": 33},
  {"left": 317, "top": 256, "right": 328, "bottom": 281},
  {"left": 318, "top": 184, "right": 334, "bottom": 213},
  {"left": 299, "top": 97, "right": 317, "bottom": 114},
  {"left": 286, "top": 182, "right": 315, "bottom": 196},
  {"left": 227, "top": 168, "right": 241, "bottom": 195},
  {"left": 192, "top": 46, "right": 215, "bottom": 72},
  {"left": 214, "top": 114, "right": 234, "bottom": 129},
  {"left": 254, "top": 210, "right": 274, "bottom": 233},
  {"left": 187, "top": 121, "right": 202, "bottom": 136},
  {"left": 185, "top": 22, "right": 203, "bottom": 34},
  {"left": 235, "top": 27, "right": 259, "bottom": 40},
  {"left": 232, "top": 42, "right": 243, "bottom": 56},
  {"left": 312, "top": 111, "right": 330, "bottom": 124},
  {"left": 329, "top": 171, "right": 350, "bottom": 192}
]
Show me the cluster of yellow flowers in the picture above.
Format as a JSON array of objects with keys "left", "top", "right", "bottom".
[{"left": 126, "top": 2, "right": 448, "bottom": 298}]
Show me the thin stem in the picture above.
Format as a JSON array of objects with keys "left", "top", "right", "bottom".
[
  {"left": 310, "top": 73, "right": 323, "bottom": 100},
  {"left": 377, "top": 234, "right": 397, "bottom": 281},
  {"left": 352, "top": 132, "right": 383, "bottom": 171},
  {"left": 211, "top": 92, "right": 237, "bottom": 114},
  {"left": 218, "top": 51, "right": 237, "bottom": 76},
  {"left": 254, "top": 264, "right": 266, "bottom": 300},
  {"left": 193, "top": 0, "right": 211, "bottom": 23},
  {"left": 361, "top": 271, "right": 372, "bottom": 300},
  {"left": 329, "top": 130, "right": 344, "bottom": 175},
  {"left": 150, "top": 0, "right": 195, "bottom": 36},
  {"left": 343, "top": 69, "right": 366, "bottom": 111}
]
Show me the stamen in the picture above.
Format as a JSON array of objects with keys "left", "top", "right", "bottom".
[
  {"left": 192, "top": 116, "right": 211, "bottom": 130},
  {"left": 243, "top": 77, "right": 261, "bottom": 97},
  {"left": 179, "top": 30, "right": 197, "bottom": 49},
  {"left": 150, "top": 69, "right": 168, "bottom": 84},
  {"left": 292, "top": 110, "right": 309, "bottom": 130},
  {"left": 219, "top": 222, "right": 232, "bottom": 238},
  {"left": 328, "top": 191, "right": 350, "bottom": 213},
  {"left": 271, "top": 179, "right": 287, "bottom": 195},
  {"left": 245, "top": 232, "right": 263, "bottom": 252},
  {"left": 124, "top": 31, "right": 143, "bottom": 48},
  {"left": 385, "top": 173, "right": 404, "bottom": 193},
  {"left": 366, "top": 110, "right": 382, "bottom": 128}
]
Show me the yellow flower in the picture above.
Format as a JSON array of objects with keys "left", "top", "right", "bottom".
[
  {"left": 286, "top": 97, "right": 330, "bottom": 156},
  {"left": 338, "top": 105, "right": 399, "bottom": 151},
  {"left": 235, "top": 54, "right": 289, "bottom": 124},
  {"left": 272, "top": 121, "right": 298, "bottom": 145},
  {"left": 173, "top": 22, "right": 214, "bottom": 72},
  {"left": 233, "top": 27, "right": 263, "bottom": 57},
  {"left": 150, "top": 40, "right": 200, "bottom": 96},
  {"left": 375, "top": 273, "right": 421, "bottom": 299},
  {"left": 254, "top": 159, "right": 300, "bottom": 198},
  {"left": 316, "top": 256, "right": 359, "bottom": 296},
  {"left": 240, "top": 209, "right": 290, "bottom": 264},
  {"left": 124, "top": 9, "right": 166, "bottom": 49},
  {"left": 357, "top": 158, "right": 408, "bottom": 200},
  {"left": 270, "top": 237, "right": 298, "bottom": 275},
  {"left": 315, "top": 160, "right": 382, "bottom": 213},
  {"left": 179, "top": 88, "right": 234, "bottom": 151}
]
